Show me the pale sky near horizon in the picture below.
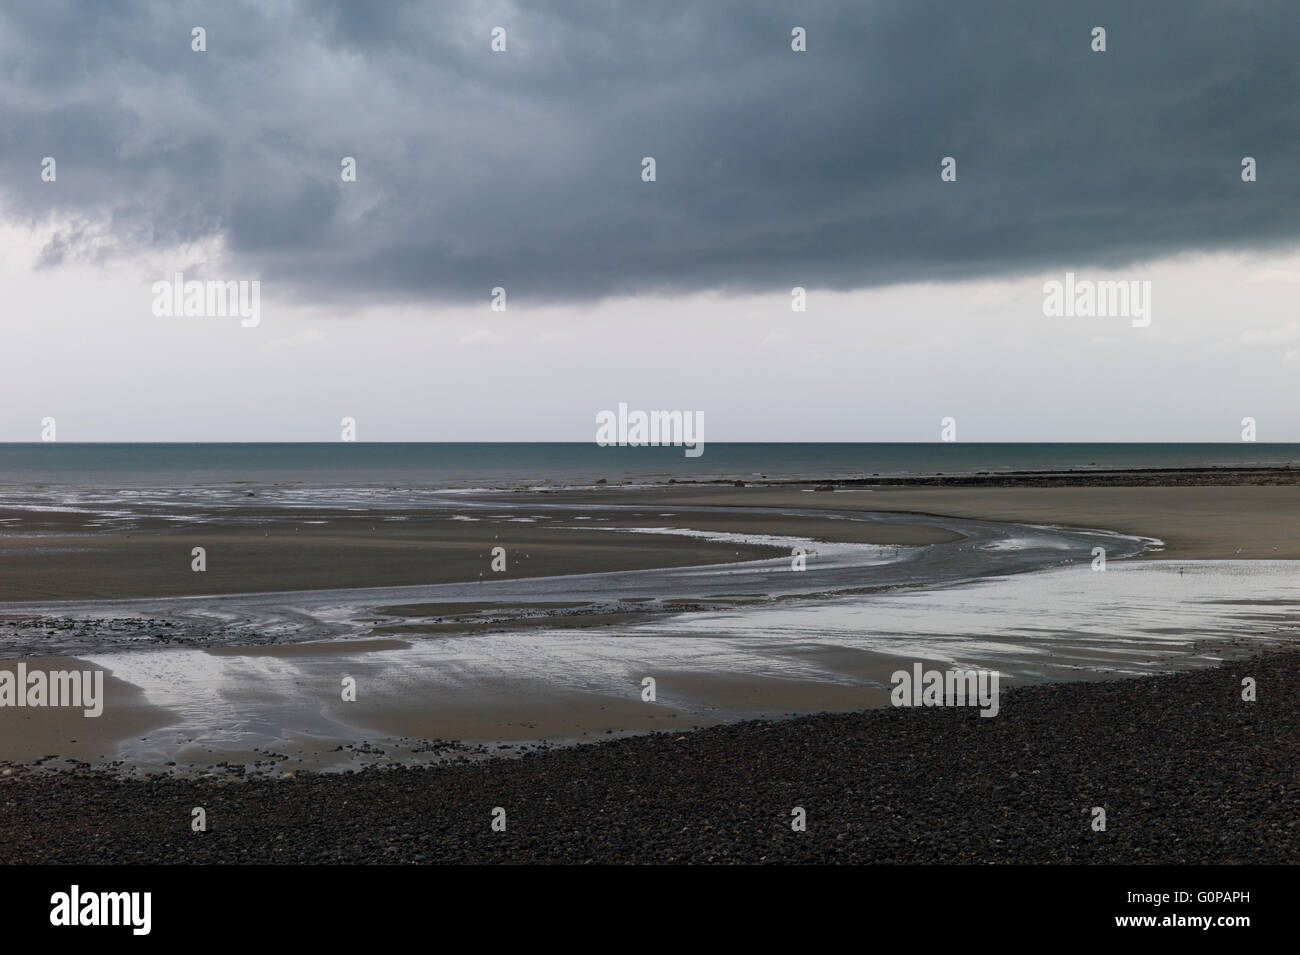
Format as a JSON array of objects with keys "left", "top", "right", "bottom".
[{"left": 3, "top": 1, "right": 1298, "bottom": 442}]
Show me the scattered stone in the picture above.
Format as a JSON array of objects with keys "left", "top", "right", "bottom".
[{"left": 0, "top": 651, "right": 1292, "bottom": 864}]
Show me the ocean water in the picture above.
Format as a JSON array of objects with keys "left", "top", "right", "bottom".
[{"left": 1, "top": 442, "right": 1297, "bottom": 488}]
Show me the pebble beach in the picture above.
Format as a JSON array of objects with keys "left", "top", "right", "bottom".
[{"left": 3, "top": 649, "right": 1292, "bottom": 864}]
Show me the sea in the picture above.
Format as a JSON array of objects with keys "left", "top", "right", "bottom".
[{"left": 1, "top": 442, "right": 1297, "bottom": 488}]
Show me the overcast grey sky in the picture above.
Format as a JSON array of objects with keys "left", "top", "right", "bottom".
[{"left": 2, "top": 1, "right": 1298, "bottom": 441}]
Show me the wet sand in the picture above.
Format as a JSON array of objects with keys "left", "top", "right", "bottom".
[
  {"left": 0, "top": 657, "right": 174, "bottom": 764},
  {"left": 3, "top": 482, "right": 1292, "bottom": 606},
  {"left": 2, "top": 477, "right": 1297, "bottom": 771},
  {"left": 0, "top": 506, "right": 955, "bottom": 602},
  {"left": 512, "top": 483, "right": 1300, "bottom": 560},
  {"left": 853, "top": 485, "right": 1300, "bottom": 560}
]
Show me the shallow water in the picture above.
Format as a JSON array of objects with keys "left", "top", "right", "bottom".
[{"left": 76, "top": 558, "right": 1298, "bottom": 769}]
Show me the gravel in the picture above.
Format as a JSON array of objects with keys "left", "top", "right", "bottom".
[{"left": 2, "top": 650, "right": 1294, "bottom": 864}]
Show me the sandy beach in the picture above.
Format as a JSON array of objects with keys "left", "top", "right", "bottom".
[
  {"left": 518, "top": 480, "right": 1300, "bottom": 560},
  {"left": 1, "top": 473, "right": 1297, "bottom": 776},
  {"left": 0, "top": 500, "right": 956, "bottom": 601}
]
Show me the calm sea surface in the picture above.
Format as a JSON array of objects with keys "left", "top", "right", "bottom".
[{"left": 1, "top": 443, "right": 1297, "bottom": 488}]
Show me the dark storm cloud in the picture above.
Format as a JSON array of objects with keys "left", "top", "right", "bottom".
[{"left": 1, "top": 0, "right": 1297, "bottom": 305}]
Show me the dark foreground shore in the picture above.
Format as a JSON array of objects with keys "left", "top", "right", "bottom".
[{"left": 3, "top": 650, "right": 1293, "bottom": 864}]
